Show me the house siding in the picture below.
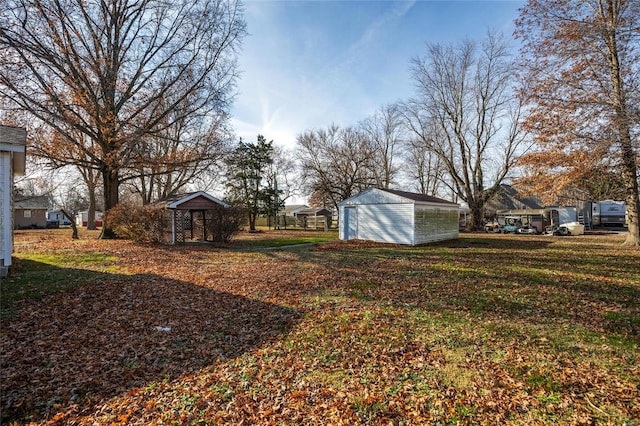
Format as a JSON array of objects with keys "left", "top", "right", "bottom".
[
  {"left": 14, "top": 208, "right": 47, "bottom": 228},
  {"left": 1, "top": 125, "right": 26, "bottom": 273},
  {"left": 1, "top": 154, "right": 10, "bottom": 267}
]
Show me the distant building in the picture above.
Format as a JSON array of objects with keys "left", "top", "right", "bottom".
[
  {"left": 151, "top": 191, "right": 229, "bottom": 244},
  {"left": 294, "top": 207, "right": 334, "bottom": 230},
  {"left": 47, "top": 209, "right": 73, "bottom": 227},
  {"left": 14, "top": 196, "right": 50, "bottom": 229},
  {"left": 484, "top": 184, "right": 543, "bottom": 217},
  {"left": 75, "top": 211, "right": 104, "bottom": 227},
  {"left": 281, "top": 204, "right": 309, "bottom": 217}
]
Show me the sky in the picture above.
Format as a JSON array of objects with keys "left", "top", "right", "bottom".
[{"left": 231, "top": 0, "right": 525, "bottom": 149}]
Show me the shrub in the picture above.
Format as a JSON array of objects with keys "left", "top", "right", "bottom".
[
  {"left": 106, "top": 203, "right": 245, "bottom": 244},
  {"left": 105, "top": 203, "right": 166, "bottom": 243},
  {"left": 207, "top": 205, "right": 246, "bottom": 242}
]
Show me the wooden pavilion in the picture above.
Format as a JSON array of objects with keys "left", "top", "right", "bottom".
[{"left": 152, "top": 192, "right": 229, "bottom": 244}]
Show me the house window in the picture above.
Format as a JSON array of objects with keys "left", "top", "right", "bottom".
[{"left": 23, "top": 210, "right": 31, "bottom": 218}]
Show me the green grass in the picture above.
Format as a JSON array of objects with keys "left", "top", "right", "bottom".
[
  {"left": 238, "top": 234, "right": 338, "bottom": 248},
  {"left": 0, "top": 252, "right": 119, "bottom": 320},
  {"left": 3, "top": 231, "right": 640, "bottom": 424}
]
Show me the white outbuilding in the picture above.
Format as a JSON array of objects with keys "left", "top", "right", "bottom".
[{"left": 338, "top": 188, "right": 460, "bottom": 245}]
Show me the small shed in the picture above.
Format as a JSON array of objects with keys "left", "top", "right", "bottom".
[
  {"left": 153, "top": 191, "right": 229, "bottom": 244},
  {"left": 294, "top": 207, "right": 333, "bottom": 230},
  {"left": 1, "top": 125, "right": 26, "bottom": 276},
  {"left": 338, "top": 188, "right": 459, "bottom": 245}
]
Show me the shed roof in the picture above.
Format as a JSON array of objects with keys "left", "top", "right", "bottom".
[
  {"left": 295, "top": 207, "right": 332, "bottom": 216},
  {"left": 379, "top": 188, "right": 459, "bottom": 206},
  {"left": 339, "top": 187, "right": 458, "bottom": 207},
  {"left": 153, "top": 191, "right": 229, "bottom": 209}
]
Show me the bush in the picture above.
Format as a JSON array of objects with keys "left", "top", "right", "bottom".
[
  {"left": 105, "top": 203, "right": 166, "bottom": 243},
  {"left": 207, "top": 205, "right": 246, "bottom": 242},
  {"left": 106, "top": 203, "right": 245, "bottom": 244}
]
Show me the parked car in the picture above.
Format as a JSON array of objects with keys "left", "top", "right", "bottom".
[
  {"left": 545, "top": 226, "right": 571, "bottom": 236},
  {"left": 516, "top": 225, "right": 538, "bottom": 235},
  {"left": 484, "top": 222, "right": 501, "bottom": 233}
]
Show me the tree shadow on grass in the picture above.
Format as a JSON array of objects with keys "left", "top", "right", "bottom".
[{"left": 0, "top": 260, "right": 300, "bottom": 423}]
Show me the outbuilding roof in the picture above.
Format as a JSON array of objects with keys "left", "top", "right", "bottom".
[
  {"left": 295, "top": 207, "right": 333, "bottom": 216},
  {"left": 339, "top": 187, "right": 459, "bottom": 207},
  {"left": 153, "top": 191, "right": 229, "bottom": 209},
  {"left": 282, "top": 204, "right": 309, "bottom": 215},
  {"left": 379, "top": 188, "right": 459, "bottom": 206}
]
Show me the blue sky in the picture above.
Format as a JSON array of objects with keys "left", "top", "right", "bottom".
[{"left": 231, "top": 0, "right": 524, "bottom": 148}]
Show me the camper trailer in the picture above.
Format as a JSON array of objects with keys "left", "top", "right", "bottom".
[{"left": 592, "top": 200, "right": 626, "bottom": 227}]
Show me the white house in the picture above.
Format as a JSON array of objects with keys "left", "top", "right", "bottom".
[
  {"left": 281, "top": 204, "right": 309, "bottom": 217},
  {"left": 47, "top": 209, "right": 73, "bottom": 226},
  {"left": 1, "top": 125, "right": 27, "bottom": 277},
  {"left": 338, "top": 188, "right": 460, "bottom": 245}
]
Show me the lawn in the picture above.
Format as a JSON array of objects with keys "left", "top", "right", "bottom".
[{"left": 1, "top": 229, "right": 638, "bottom": 425}]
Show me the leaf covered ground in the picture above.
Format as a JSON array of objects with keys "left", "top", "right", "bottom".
[{"left": 1, "top": 229, "right": 639, "bottom": 425}]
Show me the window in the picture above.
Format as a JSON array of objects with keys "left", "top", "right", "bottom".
[{"left": 23, "top": 210, "right": 31, "bottom": 218}]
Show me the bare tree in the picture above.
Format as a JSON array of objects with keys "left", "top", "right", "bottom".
[
  {"left": 29, "top": 125, "right": 103, "bottom": 229},
  {"left": 0, "top": 0, "right": 246, "bottom": 238},
  {"left": 360, "top": 104, "right": 404, "bottom": 189},
  {"left": 402, "top": 31, "right": 526, "bottom": 229},
  {"left": 403, "top": 136, "right": 447, "bottom": 196},
  {"left": 516, "top": 0, "right": 640, "bottom": 246},
  {"left": 297, "top": 124, "right": 376, "bottom": 212},
  {"left": 129, "top": 117, "right": 230, "bottom": 205}
]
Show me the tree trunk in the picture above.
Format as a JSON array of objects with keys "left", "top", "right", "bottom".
[
  {"left": 469, "top": 200, "right": 485, "bottom": 231},
  {"left": 100, "top": 167, "right": 119, "bottom": 239},
  {"left": 86, "top": 184, "right": 97, "bottom": 230},
  {"left": 606, "top": 12, "right": 640, "bottom": 246},
  {"left": 248, "top": 211, "right": 257, "bottom": 232},
  {"left": 60, "top": 209, "right": 78, "bottom": 240},
  {"left": 621, "top": 146, "right": 640, "bottom": 246}
]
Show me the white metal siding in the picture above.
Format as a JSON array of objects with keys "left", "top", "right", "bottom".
[
  {"left": 339, "top": 188, "right": 459, "bottom": 245},
  {"left": 1, "top": 154, "right": 12, "bottom": 267},
  {"left": 414, "top": 205, "right": 459, "bottom": 244},
  {"left": 355, "top": 204, "right": 414, "bottom": 245}
]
